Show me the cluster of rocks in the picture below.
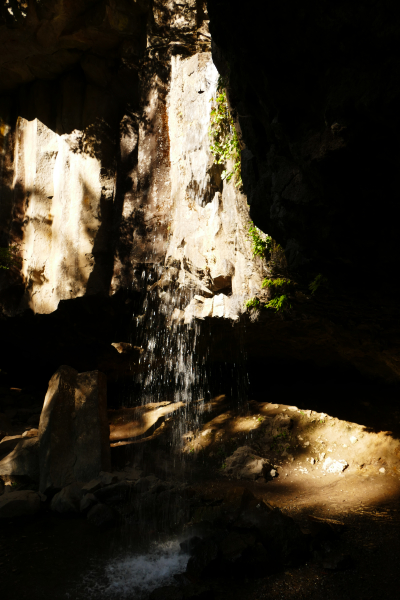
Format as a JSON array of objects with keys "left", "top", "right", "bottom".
[
  {"left": 0, "top": 365, "right": 112, "bottom": 520},
  {"left": 220, "top": 412, "right": 294, "bottom": 481},
  {"left": 148, "top": 487, "right": 313, "bottom": 600},
  {"left": 44, "top": 470, "right": 191, "bottom": 531}
]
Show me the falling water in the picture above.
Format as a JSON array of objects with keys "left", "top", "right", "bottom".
[
  {"left": 132, "top": 265, "right": 211, "bottom": 451},
  {"left": 74, "top": 51, "right": 252, "bottom": 599}
]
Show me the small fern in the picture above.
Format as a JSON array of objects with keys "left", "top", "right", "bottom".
[
  {"left": 265, "top": 295, "right": 291, "bottom": 311},
  {"left": 248, "top": 223, "right": 273, "bottom": 258},
  {"left": 209, "top": 79, "right": 242, "bottom": 188},
  {"left": 245, "top": 297, "right": 261, "bottom": 310},
  {"left": 309, "top": 273, "right": 328, "bottom": 295}
]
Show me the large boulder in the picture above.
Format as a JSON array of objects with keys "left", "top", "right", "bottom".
[
  {"left": 39, "top": 366, "right": 110, "bottom": 493},
  {"left": 0, "top": 490, "right": 42, "bottom": 519},
  {"left": 0, "top": 438, "right": 39, "bottom": 482}
]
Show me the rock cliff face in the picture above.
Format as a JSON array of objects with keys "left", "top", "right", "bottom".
[
  {"left": 0, "top": 0, "right": 255, "bottom": 319},
  {"left": 0, "top": 1, "right": 260, "bottom": 320},
  {"left": 1, "top": 1, "right": 400, "bottom": 385}
]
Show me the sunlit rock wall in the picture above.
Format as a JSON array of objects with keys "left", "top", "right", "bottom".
[
  {"left": 13, "top": 118, "right": 112, "bottom": 314},
  {"left": 166, "top": 52, "right": 264, "bottom": 322},
  {"left": 0, "top": 1, "right": 258, "bottom": 322}
]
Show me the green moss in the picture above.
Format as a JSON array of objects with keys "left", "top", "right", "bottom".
[
  {"left": 209, "top": 78, "right": 242, "bottom": 188},
  {"left": 262, "top": 277, "right": 291, "bottom": 289}
]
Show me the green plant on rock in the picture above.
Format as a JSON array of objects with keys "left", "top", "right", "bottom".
[
  {"left": 262, "top": 277, "right": 292, "bottom": 289},
  {"left": 0, "top": 245, "right": 21, "bottom": 270},
  {"left": 265, "top": 294, "right": 291, "bottom": 312},
  {"left": 245, "top": 297, "right": 261, "bottom": 310},
  {"left": 248, "top": 222, "right": 273, "bottom": 258},
  {"left": 209, "top": 78, "right": 242, "bottom": 188},
  {"left": 309, "top": 273, "right": 328, "bottom": 294}
]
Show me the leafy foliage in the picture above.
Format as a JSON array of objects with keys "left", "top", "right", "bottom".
[
  {"left": 265, "top": 295, "right": 291, "bottom": 311},
  {"left": 209, "top": 79, "right": 242, "bottom": 188},
  {"left": 248, "top": 223, "right": 273, "bottom": 258},
  {"left": 244, "top": 297, "right": 261, "bottom": 310},
  {"left": 262, "top": 277, "right": 291, "bottom": 289},
  {"left": 0, "top": 245, "right": 21, "bottom": 270},
  {"left": 309, "top": 273, "right": 328, "bottom": 294}
]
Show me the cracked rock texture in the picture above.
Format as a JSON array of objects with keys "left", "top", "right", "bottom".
[{"left": 1, "top": 1, "right": 400, "bottom": 384}]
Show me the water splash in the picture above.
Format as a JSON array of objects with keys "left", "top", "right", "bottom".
[{"left": 75, "top": 541, "right": 188, "bottom": 600}]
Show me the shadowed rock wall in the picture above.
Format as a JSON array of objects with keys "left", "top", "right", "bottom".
[{"left": 208, "top": 0, "right": 400, "bottom": 281}]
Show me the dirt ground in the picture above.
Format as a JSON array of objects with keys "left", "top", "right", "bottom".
[
  {"left": 184, "top": 396, "right": 400, "bottom": 600},
  {"left": 2, "top": 394, "right": 400, "bottom": 600}
]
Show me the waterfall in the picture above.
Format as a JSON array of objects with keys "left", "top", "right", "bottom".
[{"left": 74, "top": 50, "right": 254, "bottom": 600}]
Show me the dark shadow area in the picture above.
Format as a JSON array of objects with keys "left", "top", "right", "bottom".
[{"left": 248, "top": 356, "right": 400, "bottom": 439}]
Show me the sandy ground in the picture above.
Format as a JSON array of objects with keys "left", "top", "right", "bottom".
[
  {"left": 2, "top": 395, "right": 400, "bottom": 600},
  {"left": 182, "top": 396, "right": 400, "bottom": 600}
]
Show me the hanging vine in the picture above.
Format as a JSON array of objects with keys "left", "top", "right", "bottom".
[{"left": 209, "top": 78, "right": 242, "bottom": 188}]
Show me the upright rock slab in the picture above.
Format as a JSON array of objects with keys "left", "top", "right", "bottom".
[{"left": 38, "top": 366, "right": 110, "bottom": 493}]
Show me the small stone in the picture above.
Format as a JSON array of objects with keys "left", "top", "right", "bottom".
[
  {"left": 350, "top": 436, "right": 358, "bottom": 444},
  {"left": 304, "top": 441, "right": 310, "bottom": 447},
  {"left": 82, "top": 478, "right": 104, "bottom": 494},
  {"left": 87, "top": 503, "right": 118, "bottom": 527},
  {"left": 80, "top": 493, "right": 98, "bottom": 513},
  {"left": 111, "top": 342, "right": 133, "bottom": 354},
  {"left": 379, "top": 467, "right": 386, "bottom": 474},
  {"left": 310, "top": 458, "right": 315, "bottom": 465},
  {"left": 270, "top": 469, "right": 277, "bottom": 477},
  {"left": 99, "top": 472, "right": 118, "bottom": 486},
  {"left": 343, "top": 444, "right": 348, "bottom": 448},
  {"left": 22, "top": 429, "right": 39, "bottom": 438},
  {"left": 322, "top": 458, "right": 348, "bottom": 474},
  {"left": 51, "top": 482, "right": 84, "bottom": 514},
  {"left": 319, "top": 453, "right": 326, "bottom": 460}
]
